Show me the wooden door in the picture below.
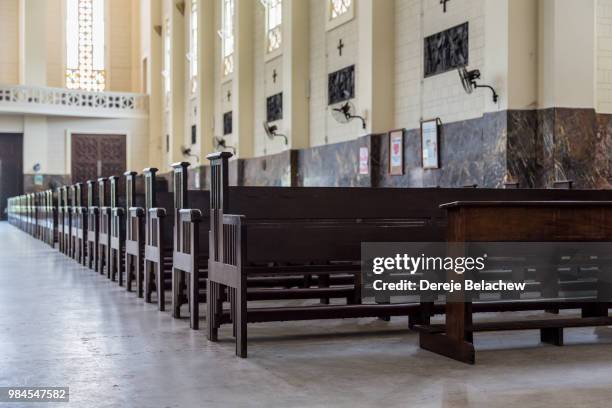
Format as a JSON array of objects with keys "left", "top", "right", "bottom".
[
  {"left": 0, "top": 133, "right": 23, "bottom": 220},
  {"left": 71, "top": 134, "right": 126, "bottom": 184}
]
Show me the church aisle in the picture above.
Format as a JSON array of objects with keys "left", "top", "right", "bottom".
[{"left": 2, "top": 221, "right": 612, "bottom": 407}]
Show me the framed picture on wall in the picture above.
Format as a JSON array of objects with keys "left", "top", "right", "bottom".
[
  {"left": 388, "top": 129, "right": 404, "bottom": 175},
  {"left": 421, "top": 118, "right": 441, "bottom": 169}
]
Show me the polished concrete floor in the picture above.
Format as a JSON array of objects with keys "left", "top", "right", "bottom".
[{"left": 2, "top": 222, "right": 612, "bottom": 407}]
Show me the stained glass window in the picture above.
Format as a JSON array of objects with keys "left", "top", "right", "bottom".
[
  {"left": 265, "top": 0, "right": 282, "bottom": 54},
  {"left": 330, "top": 0, "right": 351, "bottom": 20},
  {"left": 190, "top": 0, "right": 198, "bottom": 93},
  {"left": 163, "top": 19, "right": 171, "bottom": 100},
  {"left": 66, "top": 0, "right": 106, "bottom": 91},
  {"left": 221, "top": 0, "right": 234, "bottom": 76}
]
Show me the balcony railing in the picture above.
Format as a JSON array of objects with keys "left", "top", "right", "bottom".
[{"left": 0, "top": 85, "right": 148, "bottom": 119}]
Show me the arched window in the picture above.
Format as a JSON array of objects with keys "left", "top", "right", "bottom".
[
  {"left": 163, "top": 19, "right": 171, "bottom": 101},
  {"left": 189, "top": 0, "right": 198, "bottom": 93},
  {"left": 65, "top": 0, "right": 106, "bottom": 91},
  {"left": 265, "top": 0, "right": 282, "bottom": 54},
  {"left": 220, "top": 0, "right": 234, "bottom": 76},
  {"left": 330, "top": 0, "right": 352, "bottom": 19}
]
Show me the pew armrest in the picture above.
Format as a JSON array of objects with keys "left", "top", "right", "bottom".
[
  {"left": 179, "top": 208, "right": 203, "bottom": 223},
  {"left": 111, "top": 207, "right": 125, "bottom": 217},
  {"left": 149, "top": 207, "right": 166, "bottom": 218},
  {"left": 128, "top": 207, "right": 145, "bottom": 218}
]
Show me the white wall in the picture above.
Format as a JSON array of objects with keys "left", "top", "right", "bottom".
[
  {"left": 0, "top": 113, "right": 148, "bottom": 176},
  {"left": 598, "top": 0, "right": 612, "bottom": 112},
  {"left": 308, "top": 0, "right": 361, "bottom": 147},
  {"left": 0, "top": 0, "right": 20, "bottom": 85},
  {"left": 395, "top": 0, "right": 485, "bottom": 130}
]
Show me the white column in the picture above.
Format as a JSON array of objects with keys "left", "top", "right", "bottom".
[
  {"left": 355, "top": 0, "right": 394, "bottom": 134},
  {"left": 198, "top": 0, "right": 216, "bottom": 158},
  {"left": 483, "top": 0, "right": 538, "bottom": 112},
  {"left": 19, "top": 0, "right": 47, "bottom": 85},
  {"left": 538, "top": 0, "right": 596, "bottom": 109},
  {"left": 233, "top": 0, "right": 254, "bottom": 158},
  {"left": 281, "top": 0, "right": 309, "bottom": 149},
  {"left": 146, "top": 0, "right": 163, "bottom": 169},
  {"left": 19, "top": 0, "right": 48, "bottom": 179},
  {"left": 169, "top": 0, "right": 186, "bottom": 164}
]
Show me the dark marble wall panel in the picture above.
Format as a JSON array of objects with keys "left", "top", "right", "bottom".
[
  {"left": 24, "top": 174, "right": 71, "bottom": 193},
  {"left": 241, "top": 150, "right": 296, "bottom": 186},
  {"left": 376, "top": 112, "right": 506, "bottom": 188},
  {"left": 228, "top": 159, "right": 243, "bottom": 186},
  {"left": 296, "top": 134, "right": 372, "bottom": 187},
  {"left": 535, "top": 108, "right": 555, "bottom": 188},
  {"left": 552, "top": 108, "right": 605, "bottom": 189},
  {"left": 187, "top": 165, "right": 209, "bottom": 190},
  {"left": 507, "top": 110, "right": 538, "bottom": 188},
  {"left": 596, "top": 113, "right": 612, "bottom": 188},
  {"left": 152, "top": 108, "right": 612, "bottom": 191}
]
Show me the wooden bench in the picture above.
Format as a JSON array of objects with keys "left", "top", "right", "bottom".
[
  {"left": 174, "top": 160, "right": 360, "bottom": 331},
  {"left": 42, "top": 190, "right": 57, "bottom": 247},
  {"left": 58, "top": 187, "right": 71, "bottom": 256},
  {"left": 70, "top": 183, "right": 87, "bottom": 263},
  {"left": 198, "top": 153, "right": 455, "bottom": 357},
  {"left": 417, "top": 200, "right": 612, "bottom": 364},
  {"left": 106, "top": 176, "right": 125, "bottom": 282},
  {"left": 169, "top": 162, "right": 209, "bottom": 328},
  {"left": 205, "top": 153, "right": 612, "bottom": 357},
  {"left": 86, "top": 180, "right": 100, "bottom": 271},
  {"left": 98, "top": 178, "right": 112, "bottom": 277},
  {"left": 143, "top": 167, "right": 176, "bottom": 309},
  {"left": 120, "top": 172, "right": 146, "bottom": 289}
]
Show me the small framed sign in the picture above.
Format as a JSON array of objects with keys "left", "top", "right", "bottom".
[
  {"left": 359, "top": 146, "right": 369, "bottom": 175},
  {"left": 421, "top": 118, "right": 441, "bottom": 169},
  {"left": 388, "top": 129, "right": 404, "bottom": 175}
]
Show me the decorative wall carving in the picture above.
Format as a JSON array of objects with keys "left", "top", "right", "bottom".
[
  {"left": 424, "top": 22, "right": 469, "bottom": 78},
  {"left": 266, "top": 93, "right": 283, "bottom": 122},
  {"left": 328, "top": 65, "right": 355, "bottom": 105}
]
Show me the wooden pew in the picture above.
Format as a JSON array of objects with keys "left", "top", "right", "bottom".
[
  {"left": 417, "top": 200, "right": 612, "bottom": 364},
  {"left": 71, "top": 183, "right": 87, "bottom": 264},
  {"left": 34, "top": 192, "right": 42, "bottom": 239},
  {"left": 68, "top": 185, "right": 78, "bottom": 259},
  {"left": 59, "top": 187, "right": 71, "bottom": 256},
  {"left": 56, "top": 189, "right": 63, "bottom": 252},
  {"left": 124, "top": 171, "right": 146, "bottom": 294},
  {"left": 98, "top": 178, "right": 111, "bottom": 277},
  {"left": 110, "top": 176, "right": 126, "bottom": 285},
  {"left": 200, "top": 153, "right": 444, "bottom": 357},
  {"left": 38, "top": 191, "right": 46, "bottom": 240},
  {"left": 47, "top": 189, "right": 58, "bottom": 247},
  {"left": 203, "top": 153, "right": 612, "bottom": 357},
  {"left": 173, "top": 161, "right": 357, "bottom": 330},
  {"left": 170, "top": 162, "right": 209, "bottom": 329},
  {"left": 143, "top": 167, "right": 175, "bottom": 309},
  {"left": 86, "top": 180, "right": 100, "bottom": 271},
  {"left": 38, "top": 191, "right": 48, "bottom": 244}
]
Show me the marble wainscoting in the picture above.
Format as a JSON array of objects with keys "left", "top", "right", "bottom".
[
  {"left": 534, "top": 108, "right": 612, "bottom": 189},
  {"left": 553, "top": 108, "right": 612, "bottom": 189},
  {"left": 376, "top": 112, "right": 508, "bottom": 188},
  {"left": 24, "top": 174, "right": 71, "bottom": 193},
  {"left": 241, "top": 150, "right": 297, "bottom": 186},
  {"left": 295, "top": 134, "right": 373, "bottom": 187},
  {"left": 155, "top": 108, "right": 612, "bottom": 190},
  {"left": 506, "top": 110, "right": 538, "bottom": 188}
]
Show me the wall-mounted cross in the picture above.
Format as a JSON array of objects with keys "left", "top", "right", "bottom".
[
  {"left": 337, "top": 39, "right": 344, "bottom": 56},
  {"left": 272, "top": 69, "right": 277, "bottom": 83},
  {"left": 226, "top": 90, "right": 231, "bottom": 101},
  {"left": 440, "top": 0, "right": 450, "bottom": 12}
]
